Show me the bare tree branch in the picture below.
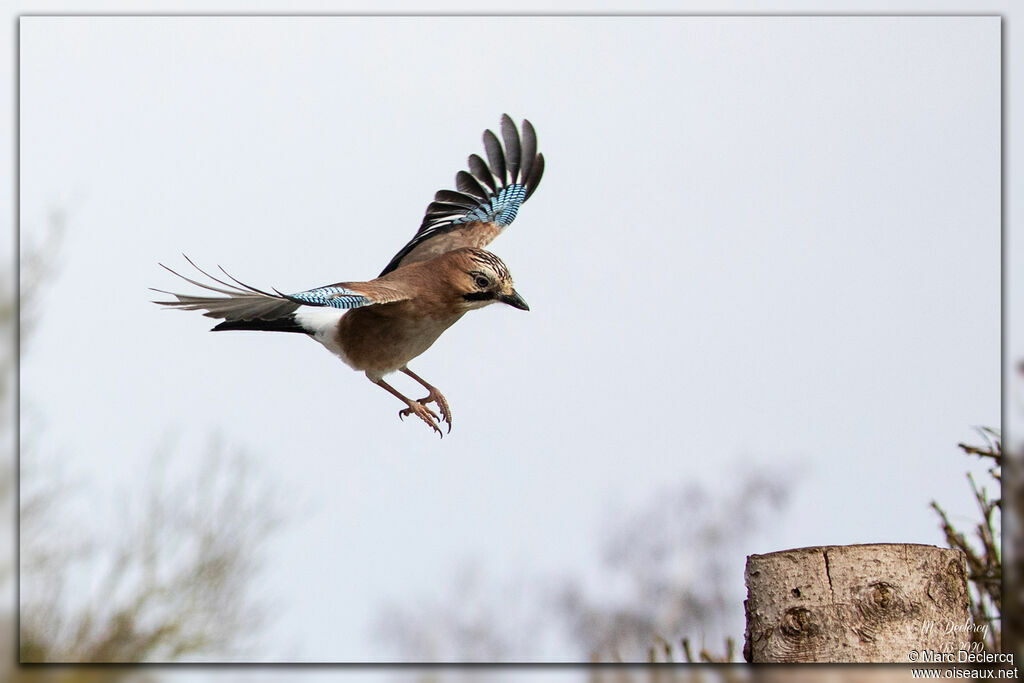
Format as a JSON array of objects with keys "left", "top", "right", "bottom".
[{"left": 931, "top": 428, "right": 1002, "bottom": 652}]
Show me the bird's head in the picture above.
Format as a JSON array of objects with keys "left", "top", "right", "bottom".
[{"left": 448, "top": 248, "right": 529, "bottom": 312}]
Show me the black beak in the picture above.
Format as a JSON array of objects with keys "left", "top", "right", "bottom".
[{"left": 500, "top": 289, "right": 530, "bottom": 311}]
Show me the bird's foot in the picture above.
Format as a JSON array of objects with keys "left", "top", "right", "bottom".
[
  {"left": 416, "top": 388, "right": 452, "bottom": 433},
  {"left": 399, "top": 401, "right": 443, "bottom": 438}
]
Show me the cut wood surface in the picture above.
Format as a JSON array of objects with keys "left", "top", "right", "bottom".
[{"left": 744, "top": 544, "right": 970, "bottom": 663}]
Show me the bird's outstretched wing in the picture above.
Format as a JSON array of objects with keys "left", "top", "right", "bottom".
[
  {"left": 152, "top": 256, "right": 409, "bottom": 331},
  {"left": 379, "top": 114, "right": 545, "bottom": 276}
]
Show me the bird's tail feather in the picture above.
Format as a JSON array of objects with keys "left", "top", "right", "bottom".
[
  {"left": 211, "top": 317, "right": 307, "bottom": 333},
  {"left": 152, "top": 256, "right": 304, "bottom": 330}
]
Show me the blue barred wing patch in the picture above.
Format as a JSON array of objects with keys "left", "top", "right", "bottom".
[
  {"left": 287, "top": 286, "right": 371, "bottom": 309},
  {"left": 452, "top": 184, "right": 528, "bottom": 228}
]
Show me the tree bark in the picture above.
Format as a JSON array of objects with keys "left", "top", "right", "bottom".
[{"left": 744, "top": 543, "right": 970, "bottom": 662}]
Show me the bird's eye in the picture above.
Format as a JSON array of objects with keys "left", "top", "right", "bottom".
[{"left": 474, "top": 275, "right": 490, "bottom": 289}]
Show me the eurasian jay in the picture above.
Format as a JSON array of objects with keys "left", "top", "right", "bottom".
[{"left": 153, "top": 115, "right": 544, "bottom": 437}]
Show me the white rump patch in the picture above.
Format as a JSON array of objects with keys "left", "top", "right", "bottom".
[{"left": 293, "top": 306, "right": 354, "bottom": 367}]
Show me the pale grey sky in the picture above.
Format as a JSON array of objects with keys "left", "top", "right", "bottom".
[{"left": 17, "top": 7, "right": 1003, "bottom": 665}]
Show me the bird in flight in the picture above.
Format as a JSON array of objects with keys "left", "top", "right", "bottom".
[{"left": 153, "top": 114, "right": 544, "bottom": 437}]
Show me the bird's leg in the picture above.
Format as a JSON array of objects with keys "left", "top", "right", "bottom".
[
  {"left": 372, "top": 377, "right": 443, "bottom": 438},
  {"left": 400, "top": 367, "right": 452, "bottom": 433}
]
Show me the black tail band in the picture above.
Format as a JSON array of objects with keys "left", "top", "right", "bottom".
[{"left": 211, "top": 318, "right": 308, "bottom": 334}]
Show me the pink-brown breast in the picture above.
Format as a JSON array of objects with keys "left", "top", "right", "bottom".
[{"left": 335, "top": 299, "right": 465, "bottom": 378}]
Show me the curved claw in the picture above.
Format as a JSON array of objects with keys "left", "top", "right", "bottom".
[
  {"left": 417, "top": 391, "right": 452, "bottom": 433},
  {"left": 399, "top": 401, "right": 443, "bottom": 438},
  {"left": 400, "top": 368, "right": 453, "bottom": 434}
]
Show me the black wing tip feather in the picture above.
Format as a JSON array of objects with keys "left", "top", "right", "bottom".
[
  {"left": 524, "top": 152, "right": 544, "bottom": 201},
  {"left": 500, "top": 114, "right": 522, "bottom": 183},
  {"left": 467, "top": 153, "right": 497, "bottom": 193},
  {"left": 466, "top": 114, "right": 544, "bottom": 204},
  {"left": 482, "top": 129, "right": 507, "bottom": 186},
  {"left": 501, "top": 115, "right": 541, "bottom": 193}
]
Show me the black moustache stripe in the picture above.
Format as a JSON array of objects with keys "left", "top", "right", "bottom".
[{"left": 462, "top": 291, "right": 496, "bottom": 302}]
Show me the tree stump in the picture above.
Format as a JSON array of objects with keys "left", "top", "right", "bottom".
[{"left": 744, "top": 544, "right": 970, "bottom": 662}]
